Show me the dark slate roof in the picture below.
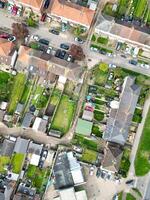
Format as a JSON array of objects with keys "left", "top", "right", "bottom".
[
  {"left": 102, "top": 143, "right": 123, "bottom": 173},
  {"left": 0, "top": 139, "right": 15, "bottom": 156},
  {"left": 17, "top": 184, "right": 36, "bottom": 197},
  {"left": 13, "top": 137, "right": 29, "bottom": 154},
  {"left": 28, "top": 142, "right": 43, "bottom": 155},
  {"left": 21, "top": 112, "right": 34, "bottom": 128},
  {"left": 53, "top": 152, "right": 74, "bottom": 189},
  {"left": 103, "top": 76, "right": 141, "bottom": 145}
]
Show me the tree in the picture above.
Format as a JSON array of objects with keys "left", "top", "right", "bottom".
[
  {"left": 69, "top": 44, "right": 85, "bottom": 61},
  {"left": 12, "top": 23, "right": 29, "bottom": 40},
  {"left": 26, "top": 17, "right": 37, "bottom": 27}
]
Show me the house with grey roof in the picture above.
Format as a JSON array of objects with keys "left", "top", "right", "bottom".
[
  {"left": 0, "top": 139, "right": 15, "bottom": 157},
  {"left": 13, "top": 137, "right": 29, "bottom": 154},
  {"left": 21, "top": 112, "right": 34, "bottom": 128},
  {"left": 101, "top": 143, "right": 123, "bottom": 174},
  {"left": 103, "top": 76, "right": 141, "bottom": 145}
]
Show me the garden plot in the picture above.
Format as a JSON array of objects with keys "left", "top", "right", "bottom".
[
  {"left": 32, "top": 85, "right": 50, "bottom": 109},
  {"left": 51, "top": 95, "right": 75, "bottom": 134},
  {"left": 8, "top": 73, "right": 26, "bottom": 114}
]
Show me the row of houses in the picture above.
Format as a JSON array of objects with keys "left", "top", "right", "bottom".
[
  {"left": 101, "top": 76, "right": 141, "bottom": 174},
  {"left": 0, "top": 38, "right": 83, "bottom": 82},
  {"left": 6, "top": 0, "right": 98, "bottom": 29}
]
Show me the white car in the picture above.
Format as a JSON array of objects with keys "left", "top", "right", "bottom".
[
  {"left": 31, "top": 35, "right": 39, "bottom": 41},
  {"left": 17, "top": 5, "right": 22, "bottom": 16},
  {"left": 66, "top": 54, "right": 72, "bottom": 62},
  {"left": 109, "top": 63, "right": 116, "bottom": 68},
  {"left": 74, "top": 37, "right": 84, "bottom": 44},
  {"left": 7, "top": 4, "right": 13, "bottom": 12},
  {"left": 90, "top": 46, "right": 98, "bottom": 52},
  {"left": 89, "top": 166, "right": 94, "bottom": 176},
  {"left": 46, "top": 46, "right": 52, "bottom": 54}
]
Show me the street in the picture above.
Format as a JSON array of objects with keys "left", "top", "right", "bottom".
[{"left": 0, "top": 11, "right": 150, "bottom": 77}]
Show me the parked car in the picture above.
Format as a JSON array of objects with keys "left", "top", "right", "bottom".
[
  {"left": 120, "top": 54, "right": 127, "bottom": 58},
  {"left": 89, "top": 166, "right": 94, "bottom": 176},
  {"left": 7, "top": 3, "right": 13, "bottom": 12},
  {"left": 99, "top": 50, "right": 106, "bottom": 55},
  {"left": 11, "top": 5, "right": 18, "bottom": 15},
  {"left": 46, "top": 46, "right": 53, "bottom": 54},
  {"left": 31, "top": 35, "right": 39, "bottom": 41},
  {"left": 109, "top": 63, "right": 116, "bottom": 68},
  {"left": 17, "top": 5, "right": 22, "bottom": 16},
  {"left": 0, "top": 1, "right": 5, "bottom": 8},
  {"left": 8, "top": 35, "right": 16, "bottom": 42},
  {"left": 129, "top": 60, "right": 138, "bottom": 65},
  {"left": 43, "top": 0, "right": 50, "bottom": 9},
  {"left": 74, "top": 37, "right": 84, "bottom": 44},
  {"left": 42, "top": 150, "right": 48, "bottom": 158},
  {"left": 90, "top": 46, "right": 99, "bottom": 52},
  {"left": 65, "top": 54, "right": 74, "bottom": 62},
  {"left": 60, "top": 43, "right": 69, "bottom": 50},
  {"left": 41, "top": 13, "right": 47, "bottom": 22},
  {"left": 49, "top": 29, "right": 59, "bottom": 35},
  {"left": 55, "top": 49, "right": 66, "bottom": 59},
  {"left": 125, "top": 179, "right": 135, "bottom": 185},
  {"left": 0, "top": 33, "right": 9, "bottom": 39},
  {"left": 39, "top": 39, "right": 49, "bottom": 46}
]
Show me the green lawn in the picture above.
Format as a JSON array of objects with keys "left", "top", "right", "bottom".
[
  {"left": 117, "top": 0, "right": 130, "bottom": 16},
  {"left": 0, "top": 71, "right": 14, "bottom": 101},
  {"left": 11, "top": 153, "right": 25, "bottom": 174},
  {"left": 134, "top": 109, "right": 150, "bottom": 176},
  {"left": 0, "top": 156, "right": 10, "bottom": 173},
  {"left": 97, "top": 36, "right": 108, "bottom": 45},
  {"left": 126, "top": 193, "right": 136, "bottom": 200},
  {"left": 134, "top": 0, "right": 147, "bottom": 18},
  {"left": 119, "top": 148, "right": 131, "bottom": 178},
  {"left": 20, "top": 81, "right": 32, "bottom": 104},
  {"left": 81, "top": 149, "right": 97, "bottom": 164},
  {"left": 73, "top": 134, "right": 98, "bottom": 151},
  {"left": 32, "top": 85, "right": 49, "bottom": 109},
  {"left": 51, "top": 95, "right": 75, "bottom": 134},
  {"left": 49, "top": 89, "right": 61, "bottom": 106},
  {"left": 8, "top": 73, "right": 26, "bottom": 114},
  {"left": 26, "top": 164, "right": 37, "bottom": 178}
]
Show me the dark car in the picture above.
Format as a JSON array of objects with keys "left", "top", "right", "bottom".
[
  {"left": 0, "top": 1, "right": 5, "bottom": 8},
  {"left": 125, "top": 179, "right": 134, "bottom": 185},
  {"left": 43, "top": 0, "right": 50, "bottom": 9},
  {"left": 60, "top": 43, "right": 69, "bottom": 50},
  {"left": 129, "top": 60, "right": 137, "bottom": 65},
  {"left": 49, "top": 29, "right": 59, "bottom": 35},
  {"left": 55, "top": 49, "right": 66, "bottom": 59},
  {"left": 41, "top": 13, "right": 47, "bottom": 22},
  {"left": 0, "top": 33, "right": 9, "bottom": 39},
  {"left": 39, "top": 39, "right": 49, "bottom": 46}
]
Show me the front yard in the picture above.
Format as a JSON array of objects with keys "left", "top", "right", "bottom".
[
  {"left": 8, "top": 73, "right": 26, "bottom": 114},
  {"left": 134, "top": 108, "right": 150, "bottom": 176},
  {"left": 11, "top": 153, "right": 25, "bottom": 174},
  {"left": 51, "top": 95, "right": 75, "bottom": 134}
]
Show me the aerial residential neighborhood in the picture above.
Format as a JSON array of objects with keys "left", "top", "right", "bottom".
[{"left": 0, "top": 0, "right": 150, "bottom": 200}]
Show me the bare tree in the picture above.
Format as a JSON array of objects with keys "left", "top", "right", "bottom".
[
  {"left": 12, "top": 23, "right": 29, "bottom": 40},
  {"left": 69, "top": 44, "right": 85, "bottom": 61}
]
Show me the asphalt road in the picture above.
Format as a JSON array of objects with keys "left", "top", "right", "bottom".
[
  {"left": 0, "top": 11, "right": 150, "bottom": 77},
  {"left": 144, "top": 176, "right": 150, "bottom": 200}
]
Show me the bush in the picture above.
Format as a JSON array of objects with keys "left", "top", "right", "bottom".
[
  {"left": 94, "top": 110, "right": 104, "bottom": 121},
  {"left": 92, "top": 125, "right": 103, "bottom": 137},
  {"left": 91, "top": 34, "right": 96, "bottom": 42},
  {"left": 26, "top": 17, "right": 37, "bottom": 27},
  {"left": 30, "top": 42, "right": 39, "bottom": 49},
  {"left": 97, "top": 36, "right": 108, "bottom": 45}
]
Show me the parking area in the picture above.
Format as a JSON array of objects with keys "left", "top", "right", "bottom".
[{"left": 83, "top": 166, "right": 126, "bottom": 200}]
